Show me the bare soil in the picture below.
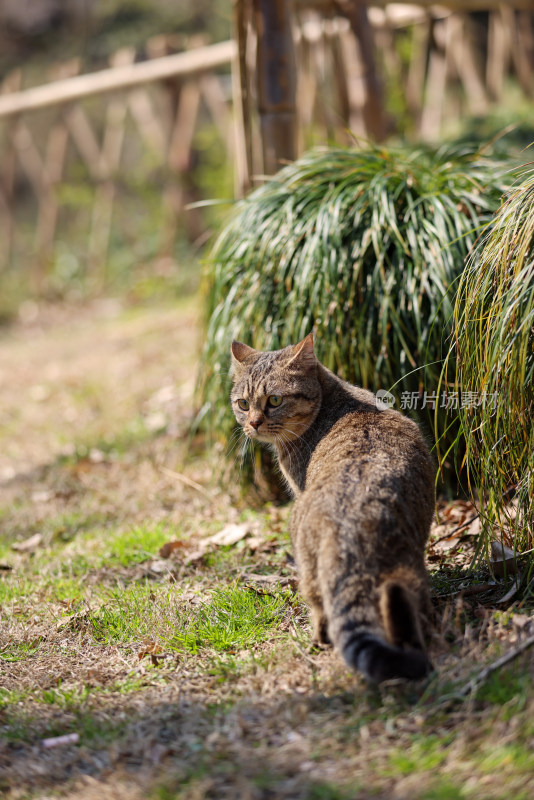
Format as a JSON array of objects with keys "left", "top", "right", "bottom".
[{"left": 1, "top": 298, "right": 533, "bottom": 800}]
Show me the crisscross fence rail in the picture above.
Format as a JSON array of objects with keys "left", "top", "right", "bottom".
[
  {"left": 0, "top": 2, "right": 532, "bottom": 294},
  {"left": 0, "top": 38, "right": 237, "bottom": 286}
]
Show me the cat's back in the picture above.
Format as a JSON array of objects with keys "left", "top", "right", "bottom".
[
  {"left": 307, "top": 383, "right": 433, "bottom": 492},
  {"left": 296, "top": 391, "right": 435, "bottom": 549}
]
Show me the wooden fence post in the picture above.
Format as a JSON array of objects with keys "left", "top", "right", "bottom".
[
  {"left": 253, "top": 0, "right": 297, "bottom": 175},
  {"left": 232, "top": 0, "right": 253, "bottom": 194},
  {"left": 336, "top": 0, "right": 386, "bottom": 142},
  {"left": 88, "top": 48, "right": 134, "bottom": 283},
  {"left": 0, "top": 70, "right": 21, "bottom": 273}
]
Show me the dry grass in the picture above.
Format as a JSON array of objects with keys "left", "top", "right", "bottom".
[{"left": 1, "top": 296, "right": 533, "bottom": 800}]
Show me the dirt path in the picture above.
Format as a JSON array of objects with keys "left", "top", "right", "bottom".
[
  {"left": 0, "top": 299, "right": 199, "bottom": 479},
  {"left": 1, "top": 298, "right": 534, "bottom": 800}
]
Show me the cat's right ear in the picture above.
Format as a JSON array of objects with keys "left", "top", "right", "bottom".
[{"left": 231, "top": 341, "right": 256, "bottom": 370}]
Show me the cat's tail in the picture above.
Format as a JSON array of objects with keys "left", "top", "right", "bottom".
[{"left": 327, "top": 570, "right": 433, "bottom": 683}]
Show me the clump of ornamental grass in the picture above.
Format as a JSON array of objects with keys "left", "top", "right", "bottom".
[
  {"left": 450, "top": 165, "right": 534, "bottom": 571},
  {"left": 198, "top": 143, "right": 508, "bottom": 492}
]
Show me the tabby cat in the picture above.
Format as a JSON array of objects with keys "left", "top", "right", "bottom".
[{"left": 230, "top": 333, "right": 435, "bottom": 682}]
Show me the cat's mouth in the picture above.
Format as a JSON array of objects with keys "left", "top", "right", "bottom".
[{"left": 245, "top": 426, "right": 275, "bottom": 443}]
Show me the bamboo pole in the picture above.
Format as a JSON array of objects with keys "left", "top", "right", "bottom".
[
  {"left": 486, "top": 8, "right": 511, "bottom": 100},
  {"left": 420, "top": 17, "right": 452, "bottom": 140},
  {"left": 338, "top": 24, "right": 367, "bottom": 139},
  {"left": 128, "top": 87, "right": 167, "bottom": 158},
  {"left": 35, "top": 60, "right": 80, "bottom": 277},
  {"left": 447, "top": 15, "right": 488, "bottom": 115},
  {"left": 0, "top": 69, "right": 21, "bottom": 272},
  {"left": 88, "top": 48, "right": 134, "bottom": 283},
  {"left": 335, "top": 1, "right": 386, "bottom": 142},
  {"left": 232, "top": 0, "right": 253, "bottom": 194},
  {"left": 512, "top": 9, "right": 534, "bottom": 96},
  {"left": 253, "top": 0, "right": 298, "bottom": 175},
  {"left": 405, "top": 16, "right": 432, "bottom": 121},
  {"left": 0, "top": 40, "right": 236, "bottom": 119}
]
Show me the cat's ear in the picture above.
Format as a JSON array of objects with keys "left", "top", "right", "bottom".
[
  {"left": 288, "top": 332, "right": 316, "bottom": 372},
  {"left": 231, "top": 341, "right": 257, "bottom": 364}
]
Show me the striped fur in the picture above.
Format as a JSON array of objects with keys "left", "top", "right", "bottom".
[{"left": 231, "top": 334, "right": 434, "bottom": 682}]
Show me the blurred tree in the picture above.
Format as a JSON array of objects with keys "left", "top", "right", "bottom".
[{"left": 0, "top": 0, "right": 94, "bottom": 35}]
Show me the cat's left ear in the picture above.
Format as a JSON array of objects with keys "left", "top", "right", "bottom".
[{"left": 288, "top": 332, "right": 316, "bottom": 372}]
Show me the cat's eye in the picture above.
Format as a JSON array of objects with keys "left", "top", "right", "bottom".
[
  {"left": 237, "top": 399, "right": 249, "bottom": 411},
  {"left": 268, "top": 395, "right": 282, "bottom": 407}
]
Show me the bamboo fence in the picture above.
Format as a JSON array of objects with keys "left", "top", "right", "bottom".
[{"left": 0, "top": 2, "right": 532, "bottom": 286}]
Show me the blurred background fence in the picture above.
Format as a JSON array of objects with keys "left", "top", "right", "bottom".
[{"left": 0, "top": 0, "right": 533, "bottom": 309}]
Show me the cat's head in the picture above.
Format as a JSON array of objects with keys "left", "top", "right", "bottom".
[{"left": 230, "top": 333, "right": 322, "bottom": 444}]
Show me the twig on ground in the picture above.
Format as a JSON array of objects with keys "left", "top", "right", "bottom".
[
  {"left": 431, "top": 513, "right": 480, "bottom": 545},
  {"left": 289, "top": 622, "right": 323, "bottom": 668},
  {"left": 433, "top": 582, "right": 496, "bottom": 600},
  {"left": 428, "top": 632, "right": 534, "bottom": 711},
  {"left": 160, "top": 466, "right": 212, "bottom": 500},
  {"left": 458, "top": 632, "right": 534, "bottom": 697}
]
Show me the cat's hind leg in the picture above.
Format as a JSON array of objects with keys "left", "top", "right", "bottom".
[{"left": 310, "top": 603, "right": 331, "bottom": 647}]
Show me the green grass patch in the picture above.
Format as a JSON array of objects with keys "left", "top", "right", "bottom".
[
  {"left": 95, "top": 525, "right": 174, "bottom": 568},
  {"left": 6, "top": 523, "right": 179, "bottom": 580},
  {"left": 85, "top": 583, "right": 292, "bottom": 654},
  {"left": 168, "top": 585, "right": 291, "bottom": 654},
  {"left": 388, "top": 733, "right": 453, "bottom": 775},
  {"left": 47, "top": 511, "right": 112, "bottom": 544},
  {"left": 417, "top": 782, "right": 465, "bottom": 800},
  {"left": 0, "top": 637, "right": 43, "bottom": 663},
  {"left": 2, "top": 704, "right": 128, "bottom": 746},
  {"left": 477, "top": 741, "right": 534, "bottom": 775},
  {"left": 475, "top": 666, "right": 531, "bottom": 711},
  {"left": 0, "top": 576, "right": 38, "bottom": 604},
  {"left": 0, "top": 672, "right": 157, "bottom": 716}
]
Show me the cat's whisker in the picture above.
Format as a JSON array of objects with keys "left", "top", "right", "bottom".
[
  {"left": 278, "top": 424, "right": 313, "bottom": 462},
  {"left": 277, "top": 429, "right": 300, "bottom": 474},
  {"left": 237, "top": 434, "right": 255, "bottom": 480},
  {"left": 226, "top": 428, "right": 246, "bottom": 458},
  {"left": 228, "top": 429, "right": 249, "bottom": 476},
  {"left": 274, "top": 433, "right": 293, "bottom": 475}
]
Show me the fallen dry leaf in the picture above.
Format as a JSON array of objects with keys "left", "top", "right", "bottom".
[
  {"left": 511, "top": 613, "right": 532, "bottom": 631},
  {"left": 440, "top": 500, "right": 477, "bottom": 525},
  {"left": 58, "top": 598, "right": 79, "bottom": 609},
  {"left": 206, "top": 522, "right": 252, "bottom": 547},
  {"left": 138, "top": 640, "right": 163, "bottom": 660},
  {"left": 245, "top": 535, "right": 265, "bottom": 552},
  {"left": 490, "top": 541, "right": 519, "bottom": 577},
  {"left": 148, "top": 559, "right": 171, "bottom": 574},
  {"left": 496, "top": 575, "right": 523, "bottom": 606},
  {"left": 180, "top": 591, "right": 204, "bottom": 606},
  {"left": 11, "top": 533, "right": 43, "bottom": 552},
  {"left": 184, "top": 546, "right": 208, "bottom": 564},
  {"left": 159, "top": 540, "right": 186, "bottom": 559}
]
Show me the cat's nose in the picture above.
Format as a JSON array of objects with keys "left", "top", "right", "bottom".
[{"left": 249, "top": 415, "right": 264, "bottom": 430}]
